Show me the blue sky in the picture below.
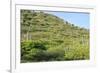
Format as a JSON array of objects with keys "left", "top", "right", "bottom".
[{"left": 45, "top": 11, "right": 90, "bottom": 29}]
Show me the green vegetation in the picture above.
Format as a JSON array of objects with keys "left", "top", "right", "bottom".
[{"left": 21, "top": 10, "right": 89, "bottom": 63}]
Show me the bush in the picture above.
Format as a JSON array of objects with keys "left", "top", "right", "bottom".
[
  {"left": 21, "top": 40, "right": 48, "bottom": 62},
  {"left": 64, "top": 48, "right": 89, "bottom": 60},
  {"left": 46, "top": 47, "right": 65, "bottom": 61},
  {"left": 33, "top": 42, "right": 47, "bottom": 50}
]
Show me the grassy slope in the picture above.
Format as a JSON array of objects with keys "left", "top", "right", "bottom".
[{"left": 21, "top": 10, "right": 89, "bottom": 63}]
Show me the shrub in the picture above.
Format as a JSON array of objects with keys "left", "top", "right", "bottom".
[
  {"left": 64, "top": 48, "right": 89, "bottom": 60},
  {"left": 21, "top": 40, "right": 48, "bottom": 62}
]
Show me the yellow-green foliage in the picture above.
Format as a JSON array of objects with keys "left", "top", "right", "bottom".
[{"left": 21, "top": 10, "right": 89, "bottom": 63}]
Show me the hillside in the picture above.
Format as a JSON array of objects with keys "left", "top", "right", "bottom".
[{"left": 21, "top": 10, "right": 89, "bottom": 63}]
